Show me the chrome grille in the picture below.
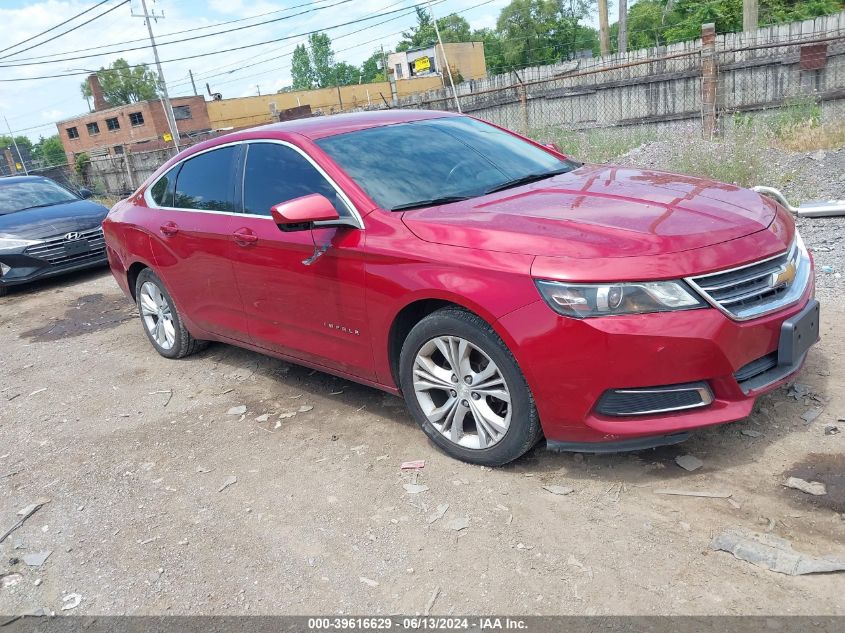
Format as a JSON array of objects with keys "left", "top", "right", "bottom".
[
  {"left": 687, "top": 237, "right": 810, "bottom": 321},
  {"left": 24, "top": 226, "right": 106, "bottom": 266}
]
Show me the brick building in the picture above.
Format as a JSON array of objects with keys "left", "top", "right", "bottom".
[{"left": 56, "top": 75, "right": 212, "bottom": 162}]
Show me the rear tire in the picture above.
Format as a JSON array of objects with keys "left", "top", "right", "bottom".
[
  {"left": 135, "top": 268, "right": 207, "bottom": 359},
  {"left": 399, "top": 308, "right": 542, "bottom": 466}
]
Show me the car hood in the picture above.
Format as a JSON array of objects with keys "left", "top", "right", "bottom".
[
  {"left": 0, "top": 199, "right": 109, "bottom": 239},
  {"left": 401, "top": 164, "right": 777, "bottom": 258}
]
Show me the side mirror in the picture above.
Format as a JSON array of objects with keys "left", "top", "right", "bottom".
[
  {"left": 270, "top": 194, "right": 340, "bottom": 230},
  {"left": 79, "top": 187, "right": 94, "bottom": 199}
]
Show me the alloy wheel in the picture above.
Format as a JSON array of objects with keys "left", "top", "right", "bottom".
[
  {"left": 139, "top": 281, "right": 176, "bottom": 350},
  {"left": 412, "top": 335, "right": 512, "bottom": 449}
]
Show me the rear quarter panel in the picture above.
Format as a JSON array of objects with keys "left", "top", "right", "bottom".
[{"left": 103, "top": 196, "right": 157, "bottom": 299}]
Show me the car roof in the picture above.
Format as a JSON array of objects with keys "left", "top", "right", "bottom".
[
  {"left": 254, "top": 110, "right": 454, "bottom": 140},
  {"left": 159, "top": 110, "right": 461, "bottom": 171},
  {"left": 0, "top": 175, "right": 52, "bottom": 185},
  {"left": 249, "top": 109, "right": 458, "bottom": 140}
]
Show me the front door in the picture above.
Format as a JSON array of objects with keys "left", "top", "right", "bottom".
[{"left": 228, "top": 141, "right": 374, "bottom": 379}]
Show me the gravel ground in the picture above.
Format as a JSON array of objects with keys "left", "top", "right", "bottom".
[{"left": 0, "top": 264, "right": 844, "bottom": 616}]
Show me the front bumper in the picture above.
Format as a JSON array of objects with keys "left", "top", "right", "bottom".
[
  {"left": 0, "top": 232, "right": 108, "bottom": 289},
  {"left": 496, "top": 282, "right": 817, "bottom": 447}
]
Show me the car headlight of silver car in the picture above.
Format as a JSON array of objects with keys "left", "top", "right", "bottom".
[
  {"left": 0, "top": 237, "right": 42, "bottom": 252},
  {"left": 535, "top": 279, "right": 706, "bottom": 318}
]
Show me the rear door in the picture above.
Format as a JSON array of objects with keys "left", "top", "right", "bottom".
[
  {"left": 145, "top": 144, "right": 249, "bottom": 342},
  {"left": 228, "top": 141, "right": 374, "bottom": 379}
]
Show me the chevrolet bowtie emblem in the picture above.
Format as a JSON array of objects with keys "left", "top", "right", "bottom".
[{"left": 770, "top": 261, "right": 796, "bottom": 289}]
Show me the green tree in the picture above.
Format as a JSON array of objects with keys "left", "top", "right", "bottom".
[
  {"left": 397, "top": 6, "right": 435, "bottom": 51},
  {"left": 496, "top": 0, "right": 597, "bottom": 69},
  {"left": 291, "top": 43, "right": 315, "bottom": 90},
  {"left": 360, "top": 50, "right": 388, "bottom": 83},
  {"left": 608, "top": 0, "right": 843, "bottom": 49},
  {"left": 290, "top": 32, "right": 343, "bottom": 89},
  {"left": 79, "top": 58, "right": 159, "bottom": 106},
  {"left": 333, "top": 62, "right": 361, "bottom": 86},
  {"left": 0, "top": 135, "right": 33, "bottom": 153},
  {"left": 472, "top": 28, "right": 508, "bottom": 75},
  {"left": 437, "top": 14, "right": 473, "bottom": 42},
  {"left": 309, "top": 32, "right": 336, "bottom": 88},
  {"left": 32, "top": 135, "right": 67, "bottom": 167},
  {"left": 623, "top": 0, "right": 667, "bottom": 48},
  {"left": 397, "top": 7, "right": 475, "bottom": 51}
]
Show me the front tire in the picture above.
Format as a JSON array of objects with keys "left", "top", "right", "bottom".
[
  {"left": 135, "top": 269, "right": 206, "bottom": 359},
  {"left": 399, "top": 308, "right": 542, "bottom": 466}
]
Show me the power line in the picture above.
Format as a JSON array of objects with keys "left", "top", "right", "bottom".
[
  {"left": 0, "top": 0, "right": 449, "bottom": 81},
  {"left": 3, "top": 121, "right": 60, "bottom": 134},
  {"left": 2, "top": 0, "right": 341, "bottom": 63},
  {"left": 0, "top": 0, "right": 360, "bottom": 68},
  {"left": 0, "top": 0, "right": 113, "bottom": 57},
  {"left": 174, "top": 0, "right": 499, "bottom": 91},
  {"left": 0, "top": 1, "right": 131, "bottom": 62},
  {"left": 172, "top": 0, "right": 424, "bottom": 87},
  {"left": 174, "top": 0, "right": 449, "bottom": 90},
  {"left": 200, "top": 3, "right": 460, "bottom": 91}
]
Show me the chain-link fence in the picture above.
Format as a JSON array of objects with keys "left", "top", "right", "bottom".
[
  {"left": 393, "top": 12, "right": 845, "bottom": 141},
  {"left": 78, "top": 12, "right": 845, "bottom": 198}
]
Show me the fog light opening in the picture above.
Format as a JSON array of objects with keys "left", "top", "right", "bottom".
[{"left": 596, "top": 382, "right": 714, "bottom": 416}]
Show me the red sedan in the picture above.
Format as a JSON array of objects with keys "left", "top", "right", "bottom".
[{"left": 103, "top": 111, "right": 819, "bottom": 465}]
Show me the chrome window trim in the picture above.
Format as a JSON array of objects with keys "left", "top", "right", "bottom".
[
  {"left": 685, "top": 237, "right": 810, "bottom": 322},
  {"left": 143, "top": 138, "right": 364, "bottom": 229}
]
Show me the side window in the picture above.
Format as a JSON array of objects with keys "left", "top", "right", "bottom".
[
  {"left": 149, "top": 167, "right": 177, "bottom": 207},
  {"left": 173, "top": 146, "right": 237, "bottom": 212},
  {"left": 242, "top": 143, "right": 349, "bottom": 217}
]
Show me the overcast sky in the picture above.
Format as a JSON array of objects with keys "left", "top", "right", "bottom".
[{"left": 1, "top": 0, "right": 545, "bottom": 142}]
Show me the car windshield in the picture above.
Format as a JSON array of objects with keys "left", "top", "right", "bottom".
[
  {"left": 0, "top": 180, "right": 79, "bottom": 215},
  {"left": 316, "top": 116, "right": 578, "bottom": 211}
]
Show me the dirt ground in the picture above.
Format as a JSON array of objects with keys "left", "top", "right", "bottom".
[{"left": 1, "top": 262, "right": 844, "bottom": 616}]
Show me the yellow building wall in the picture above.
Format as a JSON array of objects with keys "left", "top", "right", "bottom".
[
  {"left": 207, "top": 76, "right": 446, "bottom": 129},
  {"left": 438, "top": 42, "right": 487, "bottom": 81},
  {"left": 395, "top": 75, "right": 445, "bottom": 96}
]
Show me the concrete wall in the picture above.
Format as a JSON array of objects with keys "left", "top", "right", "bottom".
[
  {"left": 397, "top": 12, "right": 845, "bottom": 135},
  {"left": 206, "top": 76, "right": 443, "bottom": 129}
]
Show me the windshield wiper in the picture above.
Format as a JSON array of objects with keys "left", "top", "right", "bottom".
[
  {"left": 22, "top": 201, "right": 66, "bottom": 210},
  {"left": 390, "top": 195, "right": 472, "bottom": 211},
  {"left": 483, "top": 168, "right": 572, "bottom": 195}
]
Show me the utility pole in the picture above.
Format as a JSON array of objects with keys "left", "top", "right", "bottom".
[
  {"left": 3, "top": 115, "right": 28, "bottom": 175},
  {"left": 256, "top": 85, "right": 261, "bottom": 96},
  {"left": 618, "top": 0, "right": 628, "bottom": 54},
  {"left": 598, "top": 0, "right": 611, "bottom": 57},
  {"left": 382, "top": 44, "right": 398, "bottom": 106},
  {"left": 188, "top": 69, "right": 198, "bottom": 96},
  {"left": 380, "top": 45, "right": 389, "bottom": 82},
  {"left": 743, "top": 0, "right": 758, "bottom": 32},
  {"left": 133, "top": 0, "right": 180, "bottom": 151},
  {"left": 431, "top": 7, "right": 461, "bottom": 113}
]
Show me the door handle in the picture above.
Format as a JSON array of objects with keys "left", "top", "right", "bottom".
[
  {"left": 160, "top": 221, "right": 178, "bottom": 237},
  {"left": 232, "top": 228, "right": 258, "bottom": 247}
]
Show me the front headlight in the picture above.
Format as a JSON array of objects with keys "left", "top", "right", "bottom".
[
  {"left": 0, "top": 237, "right": 42, "bottom": 252},
  {"left": 535, "top": 279, "right": 705, "bottom": 318}
]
